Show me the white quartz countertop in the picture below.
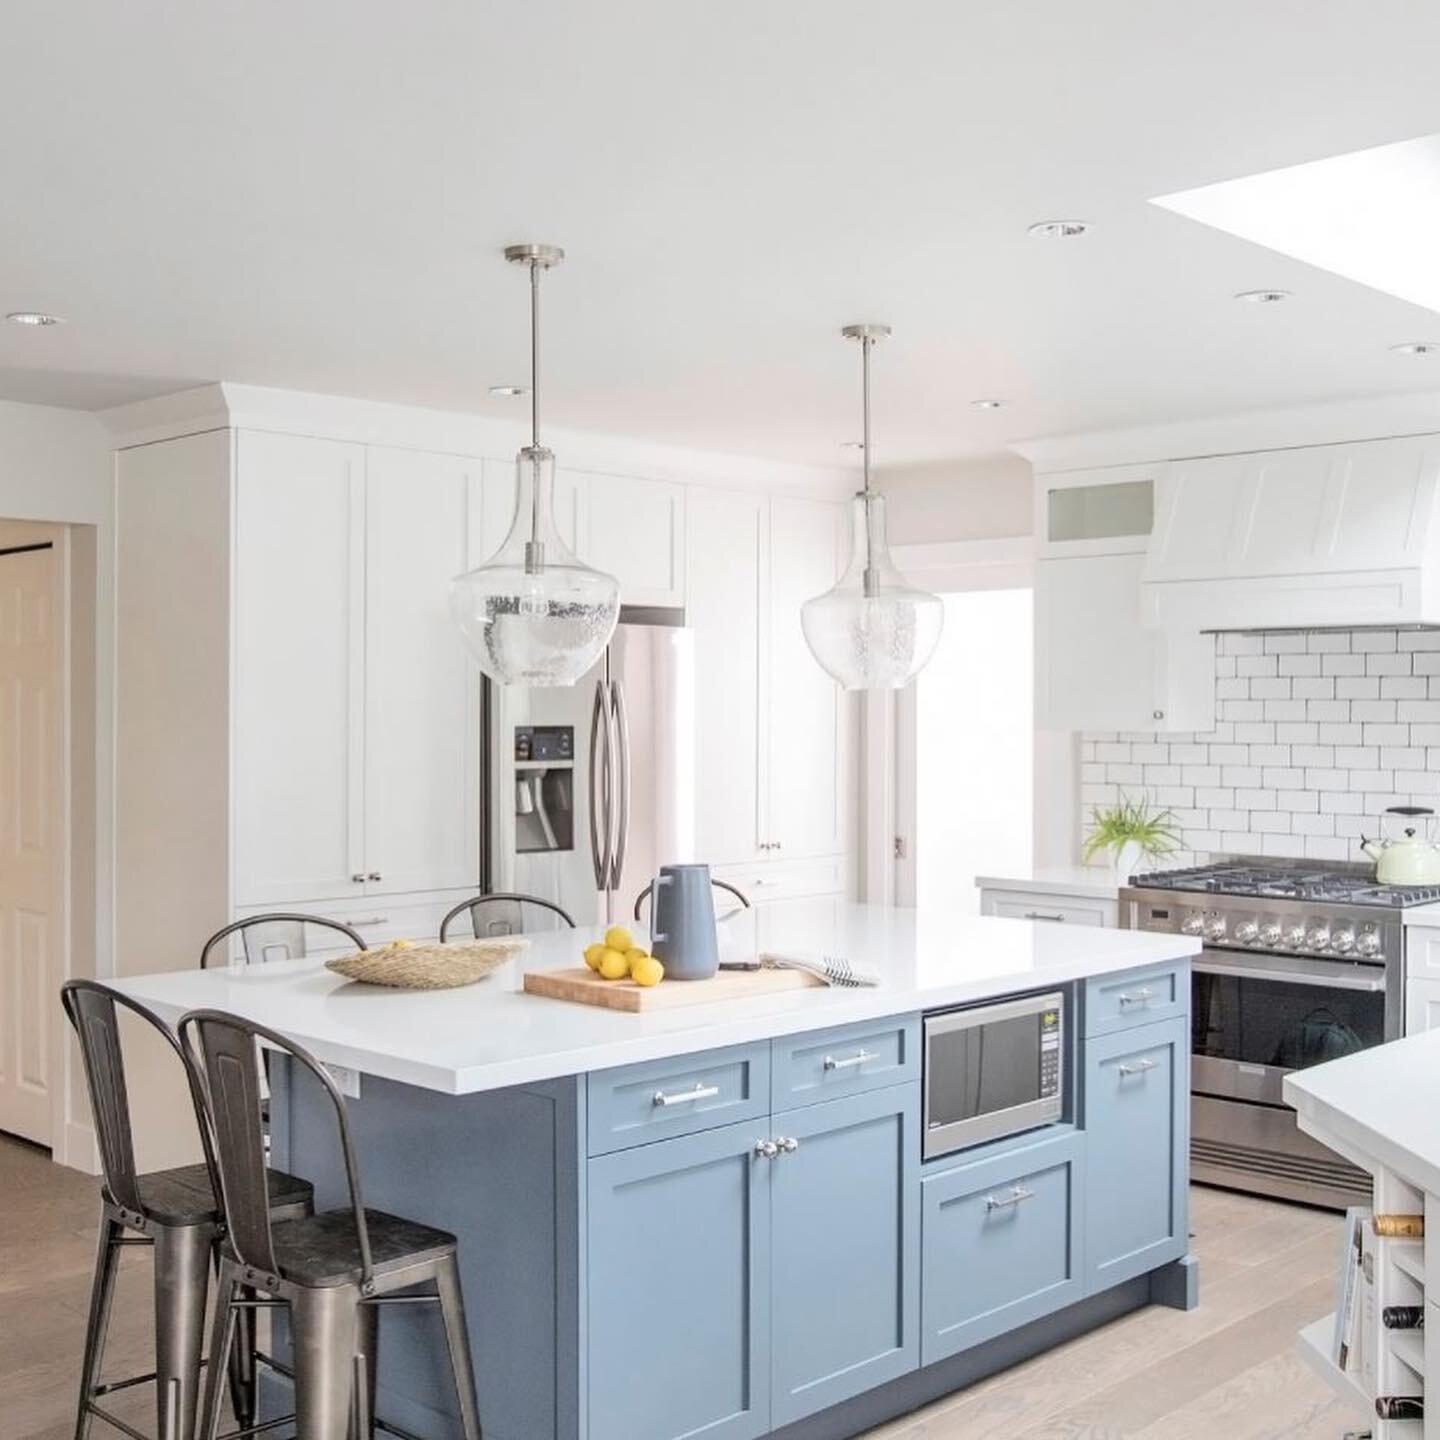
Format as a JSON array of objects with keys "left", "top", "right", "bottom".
[
  {"left": 973, "top": 866, "right": 1122, "bottom": 900},
  {"left": 1285, "top": 1029, "right": 1440, "bottom": 1195},
  {"left": 112, "top": 900, "right": 1197, "bottom": 1097}
]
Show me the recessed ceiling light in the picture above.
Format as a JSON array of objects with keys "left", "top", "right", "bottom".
[
  {"left": 1027, "top": 220, "right": 1090, "bottom": 239},
  {"left": 1390, "top": 341, "right": 1440, "bottom": 356},
  {"left": 1234, "top": 288, "right": 1291, "bottom": 304},
  {"left": 971, "top": 398, "right": 1006, "bottom": 410},
  {"left": 488, "top": 384, "right": 530, "bottom": 397},
  {"left": 5, "top": 311, "right": 64, "bottom": 327}
]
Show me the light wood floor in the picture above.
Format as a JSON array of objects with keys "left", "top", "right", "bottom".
[{"left": 0, "top": 1133, "right": 1370, "bottom": 1440}]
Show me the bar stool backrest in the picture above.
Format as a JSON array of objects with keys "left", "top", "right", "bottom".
[
  {"left": 632, "top": 877, "right": 751, "bottom": 924},
  {"left": 439, "top": 891, "right": 576, "bottom": 942},
  {"left": 60, "top": 980, "right": 218, "bottom": 1222},
  {"left": 180, "top": 1009, "right": 376, "bottom": 1289},
  {"left": 199, "top": 913, "right": 369, "bottom": 969}
]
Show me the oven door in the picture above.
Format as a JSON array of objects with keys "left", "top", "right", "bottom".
[{"left": 1191, "top": 951, "right": 1386, "bottom": 1106}]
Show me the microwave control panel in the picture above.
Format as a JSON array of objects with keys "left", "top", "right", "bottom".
[{"left": 1039, "top": 1006, "right": 1062, "bottom": 1097}]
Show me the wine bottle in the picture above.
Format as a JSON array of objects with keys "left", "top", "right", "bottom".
[
  {"left": 1382, "top": 1305, "right": 1425, "bottom": 1330},
  {"left": 1375, "top": 1395, "right": 1423, "bottom": 1420},
  {"left": 1373, "top": 1213, "right": 1425, "bottom": 1239}
]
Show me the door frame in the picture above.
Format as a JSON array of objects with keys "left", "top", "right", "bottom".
[
  {"left": 862, "top": 538, "right": 1034, "bottom": 907},
  {"left": 0, "top": 519, "right": 71, "bottom": 1150}
]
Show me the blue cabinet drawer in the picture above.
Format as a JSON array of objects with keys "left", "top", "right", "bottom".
[
  {"left": 587, "top": 1043, "right": 770, "bottom": 1156},
  {"left": 920, "top": 1129, "right": 1084, "bottom": 1364},
  {"left": 1083, "top": 1017, "right": 1188, "bottom": 1293},
  {"left": 771, "top": 1015, "right": 920, "bottom": 1109},
  {"left": 1084, "top": 961, "right": 1188, "bottom": 1036}
]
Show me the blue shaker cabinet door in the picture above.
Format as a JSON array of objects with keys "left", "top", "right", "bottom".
[
  {"left": 769, "top": 1085, "right": 921, "bottom": 1428},
  {"left": 1083, "top": 1016, "right": 1189, "bottom": 1293},
  {"left": 587, "top": 1120, "right": 770, "bottom": 1440}
]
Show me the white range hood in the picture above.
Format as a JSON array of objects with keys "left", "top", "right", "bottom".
[{"left": 1140, "top": 434, "right": 1440, "bottom": 631}]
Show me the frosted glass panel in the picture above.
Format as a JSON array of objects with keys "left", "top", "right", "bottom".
[{"left": 1047, "top": 480, "right": 1154, "bottom": 543}]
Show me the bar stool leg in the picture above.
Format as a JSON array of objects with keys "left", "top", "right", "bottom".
[
  {"left": 226, "top": 1286, "right": 258, "bottom": 1433},
  {"left": 198, "top": 1260, "right": 240, "bottom": 1440},
  {"left": 153, "top": 1221, "right": 214, "bottom": 1440},
  {"left": 434, "top": 1258, "right": 483, "bottom": 1440},
  {"left": 73, "top": 1215, "right": 123, "bottom": 1440},
  {"left": 351, "top": 1301, "right": 378, "bottom": 1440},
  {"left": 291, "top": 1285, "right": 361, "bottom": 1440}
]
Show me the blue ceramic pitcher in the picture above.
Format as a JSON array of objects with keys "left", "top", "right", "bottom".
[{"left": 650, "top": 864, "right": 720, "bottom": 981}]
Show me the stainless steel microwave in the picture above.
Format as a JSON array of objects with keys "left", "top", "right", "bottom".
[{"left": 922, "top": 991, "right": 1065, "bottom": 1161}]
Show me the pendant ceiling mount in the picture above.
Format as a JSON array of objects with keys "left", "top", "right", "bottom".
[
  {"left": 800, "top": 323, "right": 944, "bottom": 690},
  {"left": 449, "top": 242, "right": 621, "bottom": 687}
]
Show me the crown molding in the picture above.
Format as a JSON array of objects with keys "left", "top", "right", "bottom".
[
  {"left": 1012, "top": 392, "right": 1440, "bottom": 473},
  {"left": 101, "top": 382, "right": 853, "bottom": 499}
]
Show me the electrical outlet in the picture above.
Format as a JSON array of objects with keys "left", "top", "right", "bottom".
[{"left": 323, "top": 1063, "right": 361, "bottom": 1099}]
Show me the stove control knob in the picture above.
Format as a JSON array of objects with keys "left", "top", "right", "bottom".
[
  {"left": 1331, "top": 926, "right": 1356, "bottom": 955},
  {"left": 1356, "top": 927, "right": 1382, "bottom": 958},
  {"left": 1284, "top": 923, "right": 1308, "bottom": 950},
  {"left": 1205, "top": 915, "right": 1229, "bottom": 942},
  {"left": 1180, "top": 912, "right": 1205, "bottom": 937},
  {"left": 1305, "top": 924, "right": 1331, "bottom": 952},
  {"left": 1233, "top": 919, "right": 1259, "bottom": 944},
  {"left": 1259, "top": 920, "right": 1283, "bottom": 947}
]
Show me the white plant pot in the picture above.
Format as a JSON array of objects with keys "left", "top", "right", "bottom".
[{"left": 1112, "top": 840, "right": 1145, "bottom": 882}]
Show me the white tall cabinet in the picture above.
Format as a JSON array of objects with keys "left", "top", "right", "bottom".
[{"left": 115, "top": 408, "right": 856, "bottom": 986}]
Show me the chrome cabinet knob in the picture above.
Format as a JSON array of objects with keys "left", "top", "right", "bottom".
[
  {"left": 777, "top": 1136, "right": 799, "bottom": 1154},
  {"left": 754, "top": 1139, "right": 779, "bottom": 1159},
  {"left": 351, "top": 873, "right": 366, "bottom": 884},
  {"left": 367, "top": 871, "right": 382, "bottom": 882}
]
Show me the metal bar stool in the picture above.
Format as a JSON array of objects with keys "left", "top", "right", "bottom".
[
  {"left": 60, "top": 981, "right": 314, "bottom": 1440},
  {"left": 438, "top": 891, "right": 575, "bottom": 941},
  {"left": 182, "top": 1009, "right": 483, "bottom": 1440},
  {"left": 199, "top": 915, "right": 368, "bottom": 969}
]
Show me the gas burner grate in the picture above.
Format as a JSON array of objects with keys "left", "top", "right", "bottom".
[{"left": 1130, "top": 863, "right": 1440, "bottom": 908}]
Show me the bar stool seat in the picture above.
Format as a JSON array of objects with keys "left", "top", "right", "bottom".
[
  {"left": 130, "top": 1163, "right": 314, "bottom": 1225},
  {"left": 268, "top": 1209, "right": 457, "bottom": 1288}
]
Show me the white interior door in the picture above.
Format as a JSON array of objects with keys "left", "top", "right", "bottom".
[{"left": 0, "top": 524, "right": 64, "bottom": 1143}]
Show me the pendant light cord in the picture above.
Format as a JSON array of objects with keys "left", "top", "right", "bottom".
[
  {"left": 861, "top": 333, "right": 878, "bottom": 598},
  {"left": 527, "top": 258, "right": 544, "bottom": 568}
]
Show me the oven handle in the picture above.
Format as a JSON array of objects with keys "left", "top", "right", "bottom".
[{"left": 1194, "top": 955, "right": 1385, "bottom": 993}]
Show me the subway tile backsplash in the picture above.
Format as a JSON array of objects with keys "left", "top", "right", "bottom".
[{"left": 1080, "top": 629, "right": 1440, "bottom": 867}]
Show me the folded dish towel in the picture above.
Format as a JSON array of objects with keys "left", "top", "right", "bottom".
[{"left": 758, "top": 951, "right": 881, "bottom": 989}]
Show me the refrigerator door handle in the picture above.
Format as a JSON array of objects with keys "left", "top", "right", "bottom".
[
  {"left": 588, "top": 678, "right": 611, "bottom": 890},
  {"left": 609, "top": 678, "right": 631, "bottom": 891}
]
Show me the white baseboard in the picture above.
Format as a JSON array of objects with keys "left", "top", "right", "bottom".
[{"left": 56, "top": 1118, "right": 100, "bottom": 1174}]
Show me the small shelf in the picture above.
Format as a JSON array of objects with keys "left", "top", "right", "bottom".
[
  {"left": 1389, "top": 1328, "right": 1426, "bottom": 1379},
  {"left": 514, "top": 759, "right": 574, "bottom": 770},
  {"left": 1390, "top": 1242, "right": 1425, "bottom": 1289},
  {"left": 1297, "top": 1313, "right": 1374, "bottom": 1413}
]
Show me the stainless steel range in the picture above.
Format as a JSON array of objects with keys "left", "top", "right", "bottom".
[{"left": 1121, "top": 861, "right": 1432, "bottom": 1210}]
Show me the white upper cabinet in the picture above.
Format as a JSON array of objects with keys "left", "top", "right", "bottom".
[
  {"left": 363, "top": 447, "right": 484, "bottom": 896},
  {"left": 1037, "top": 466, "right": 1161, "bottom": 558},
  {"left": 767, "top": 497, "right": 851, "bottom": 859},
  {"left": 1035, "top": 552, "right": 1214, "bottom": 733},
  {"left": 688, "top": 487, "right": 765, "bottom": 864},
  {"left": 233, "top": 431, "right": 367, "bottom": 905},
  {"left": 583, "top": 471, "right": 686, "bottom": 608}
]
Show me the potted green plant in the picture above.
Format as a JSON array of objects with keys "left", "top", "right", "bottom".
[{"left": 1082, "top": 793, "right": 1180, "bottom": 879}]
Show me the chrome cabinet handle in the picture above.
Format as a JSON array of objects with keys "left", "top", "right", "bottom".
[
  {"left": 1117, "top": 988, "right": 1155, "bottom": 1007},
  {"left": 823, "top": 1049, "right": 877, "bottom": 1071},
  {"left": 985, "top": 1186, "right": 1036, "bottom": 1211},
  {"left": 754, "top": 1139, "right": 779, "bottom": 1159},
  {"left": 588, "top": 680, "right": 610, "bottom": 890},
  {"left": 608, "top": 679, "right": 630, "bottom": 890},
  {"left": 653, "top": 1083, "right": 720, "bottom": 1108},
  {"left": 777, "top": 1136, "right": 799, "bottom": 1154},
  {"left": 1117, "top": 1058, "right": 1159, "bottom": 1077},
  {"left": 1025, "top": 911, "right": 1065, "bottom": 922}
]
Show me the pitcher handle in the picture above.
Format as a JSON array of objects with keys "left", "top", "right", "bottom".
[{"left": 650, "top": 874, "right": 673, "bottom": 947}]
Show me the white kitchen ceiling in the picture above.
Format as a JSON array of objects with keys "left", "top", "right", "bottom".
[{"left": 4, "top": 1, "right": 1440, "bottom": 464}]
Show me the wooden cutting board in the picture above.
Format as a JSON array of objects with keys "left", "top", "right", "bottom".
[{"left": 523, "top": 965, "right": 823, "bottom": 1012}]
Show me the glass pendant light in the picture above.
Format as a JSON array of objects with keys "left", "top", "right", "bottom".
[
  {"left": 450, "top": 243, "right": 620, "bottom": 686},
  {"left": 801, "top": 324, "right": 944, "bottom": 689}
]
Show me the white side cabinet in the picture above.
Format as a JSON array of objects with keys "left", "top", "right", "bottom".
[
  {"left": 977, "top": 881, "right": 1118, "bottom": 929},
  {"left": 687, "top": 487, "right": 856, "bottom": 887},
  {"left": 1405, "top": 923, "right": 1440, "bottom": 1033}
]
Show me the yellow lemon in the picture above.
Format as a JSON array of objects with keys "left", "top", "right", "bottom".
[
  {"left": 583, "top": 942, "right": 606, "bottom": 972},
  {"left": 603, "top": 925, "right": 635, "bottom": 953},
  {"left": 630, "top": 955, "right": 665, "bottom": 987},
  {"left": 387, "top": 938, "right": 413, "bottom": 951},
  {"left": 597, "top": 948, "right": 631, "bottom": 981},
  {"left": 625, "top": 947, "right": 650, "bottom": 966}
]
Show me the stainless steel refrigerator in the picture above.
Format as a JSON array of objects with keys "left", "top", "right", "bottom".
[{"left": 485, "top": 609, "right": 696, "bottom": 929}]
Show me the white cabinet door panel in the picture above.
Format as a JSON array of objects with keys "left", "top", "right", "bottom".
[
  {"left": 688, "top": 488, "right": 764, "bottom": 863},
  {"left": 584, "top": 471, "right": 686, "bottom": 607},
  {"left": 364, "top": 448, "right": 483, "bottom": 896},
  {"left": 1406, "top": 977, "right": 1440, "bottom": 1034},
  {"left": 234, "top": 432, "right": 366, "bottom": 905},
  {"left": 768, "top": 498, "right": 848, "bottom": 857}
]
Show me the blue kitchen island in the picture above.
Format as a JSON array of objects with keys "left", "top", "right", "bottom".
[{"left": 118, "top": 901, "right": 1199, "bottom": 1440}]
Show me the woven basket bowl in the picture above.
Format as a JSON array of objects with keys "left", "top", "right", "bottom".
[{"left": 325, "top": 938, "right": 528, "bottom": 990}]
